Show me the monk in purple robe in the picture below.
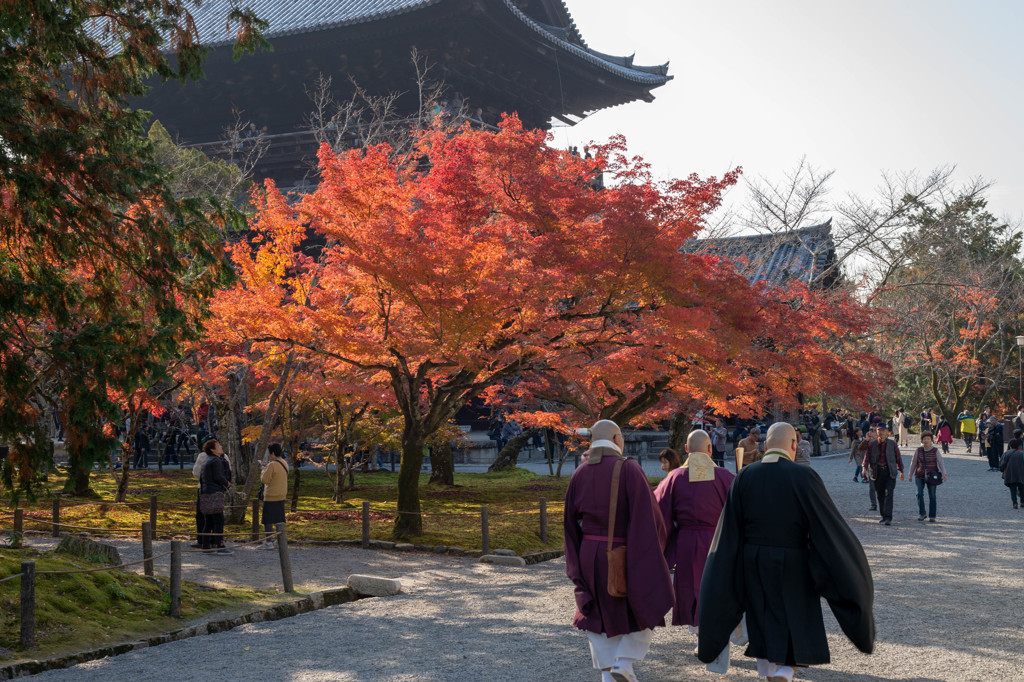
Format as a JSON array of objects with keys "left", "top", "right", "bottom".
[
  {"left": 654, "top": 430, "right": 734, "bottom": 629},
  {"left": 564, "top": 419, "right": 675, "bottom": 682}
]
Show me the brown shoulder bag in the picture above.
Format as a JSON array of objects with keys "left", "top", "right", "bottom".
[{"left": 606, "top": 457, "right": 628, "bottom": 598}]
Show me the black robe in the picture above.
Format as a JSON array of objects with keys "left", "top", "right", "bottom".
[{"left": 697, "top": 456, "right": 874, "bottom": 666}]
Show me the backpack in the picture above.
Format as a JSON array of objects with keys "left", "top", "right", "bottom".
[{"left": 903, "top": 414, "right": 912, "bottom": 429}]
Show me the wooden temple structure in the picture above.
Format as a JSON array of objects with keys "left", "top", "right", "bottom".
[
  {"left": 685, "top": 220, "right": 841, "bottom": 290},
  {"left": 110, "top": 0, "right": 672, "bottom": 188}
]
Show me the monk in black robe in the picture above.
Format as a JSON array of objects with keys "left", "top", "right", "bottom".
[{"left": 697, "top": 422, "right": 874, "bottom": 682}]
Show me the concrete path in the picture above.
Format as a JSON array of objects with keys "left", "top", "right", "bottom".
[{"left": 27, "top": 439, "right": 1024, "bottom": 681}]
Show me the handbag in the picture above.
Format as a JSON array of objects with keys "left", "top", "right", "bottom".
[
  {"left": 925, "top": 469, "right": 943, "bottom": 485},
  {"left": 198, "top": 491, "right": 225, "bottom": 514},
  {"left": 606, "top": 457, "right": 628, "bottom": 598}
]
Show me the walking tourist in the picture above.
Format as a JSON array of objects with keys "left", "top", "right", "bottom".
[
  {"left": 198, "top": 438, "right": 232, "bottom": 554},
  {"left": 563, "top": 420, "right": 674, "bottom": 682},
  {"left": 848, "top": 428, "right": 864, "bottom": 482},
  {"left": 935, "top": 417, "right": 953, "bottom": 454},
  {"left": 919, "top": 407, "right": 931, "bottom": 433},
  {"left": 986, "top": 416, "right": 1004, "bottom": 471},
  {"left": 844, "top": 411, "right": 857, "bottom": 446},
  {"left": 658, "top": 448, "right": 682, "bottom": 473},
  {"left": 862, "top": 425, "right": 904, "bottom": 525},
  {"left": 907, "top": 432, "right": 947, "bottom": 522},
  {"left": 958, "top": 409, "right": 977, "bottom": 453},
  {"left": 712, "top": 419, "right": 728, "bottom": 467},
  {"left": 653, "top": 430, "right": 734, "bottom": 662},
  {"left": 894, "top": 407, "right": 910, "bottom": 447},
  {"left": 978, "top": 415, "right": 989, "bottom": 462},
  {"left": 697, "top": 422, "right": 875, "bottom": 681},
  {"left": 998, "top": 438, "right": 1024, "bottom": 509},
  {"left": 260, "top": 443, "right": 290, "bottom": 548},
  {"left": 855, "top": 428, "right": 878, "bottom": 509}
]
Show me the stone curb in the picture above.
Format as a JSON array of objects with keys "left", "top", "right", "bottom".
[
  {"left": 479, "top": 554, "right": 527, "bottom": 567},
  {"left": 348, "top": 574, "right": 402, "bottom": 596},
  {"left": 302, "top": 541, "right": 564, "bottom": 564},
  {"left": 0, "top": 586, "right": 368, "bottom": 680}
]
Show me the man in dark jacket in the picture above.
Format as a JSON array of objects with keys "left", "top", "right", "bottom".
[
  {"left": 999, "top": 438, "right": 1024, "bottom": 508},
  {"left": 862, "top": 426, "right": 904, "bottom": 525},
  {"left": 697, "top": 422, "right": 874, "bottom": 682}
]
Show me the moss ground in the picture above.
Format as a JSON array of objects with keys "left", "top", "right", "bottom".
[
  {"left": 0, "top": 547, "right": 286, "bottom": 662},
  {"left": 2, "top": 467, "right": 603, "bottom": 554}
]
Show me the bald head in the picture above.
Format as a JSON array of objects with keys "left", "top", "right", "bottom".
[
  {"left": 765, "top": 422, "right": 798, "bottom": 457},
  {"left": 686, "top": 429, "right": 712, "bottom": 455},
  {"left": 589, "top": 419, "right": 623, "bottom": 450}
]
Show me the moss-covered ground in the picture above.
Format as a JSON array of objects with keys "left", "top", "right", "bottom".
[
  {"left": 0, "top": 547, "right": 286, "bottom": 662},
  {"left": 1, "top": 468, "right": 603, "bottom": 554}
]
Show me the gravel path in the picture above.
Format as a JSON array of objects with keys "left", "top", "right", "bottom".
[{"left": 25, "top": 438, "right": 1024, "bottom": 681}]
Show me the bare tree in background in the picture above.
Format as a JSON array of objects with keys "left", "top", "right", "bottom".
[
  {"left": 690, "top": 157, "right": 957, "bottom": 292},
  {"left": 303, "top": 48, "right": 476, "bottom": 183}
]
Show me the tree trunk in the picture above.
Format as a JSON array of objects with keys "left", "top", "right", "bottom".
[
  {"left": 668, "top": 412, "right": 691, "bottom": 454},
  {"left": 555, "top": 442, "right": 573, "bottom": 477},
  {"left": 223, "top": 371, "right": 250, "bottom": 491},
  {"left": 290, "top": 465, "right": 301, "bottom": 513},
  {"left": 331, "top": 437, "right": 346, "bottom": 503},
  {"left": 488, "top": 429, "right": 537, "bottom": 472},
  {"left": 429, "top": 440, "right": 454, "bottom": 485},
  {"left": 114, "top": 443, "right": 131, "bottom": 502},
  {"left": 230, "top": 351, "right": 296, "bottom": 524},
  {"left": 394, "top": 433, "right": 426, "bottom": 539},
  {"left": 545, "top": 430, "right": 554, "bottom": 475}
]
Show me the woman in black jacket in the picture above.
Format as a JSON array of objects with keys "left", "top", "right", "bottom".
[{"left": 199, "top": 439, "right": 233, "bottom": 554}]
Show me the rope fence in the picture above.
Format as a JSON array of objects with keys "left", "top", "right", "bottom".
[{"left": 4, "top": 494, "right": 561, "bottom": 551}]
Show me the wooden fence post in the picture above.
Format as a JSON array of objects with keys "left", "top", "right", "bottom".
[
  {"left": 361, "top": 501, "right": 370, "bottom": 549},
  {"left": 251, "top": 499, "right": 260, "bottom": 542},
  {"left": 51, "top": 498, "right": 60, "bottom": 537},
  {"left": 20, "top": 560, "right": 35, "bottom": 649},
  {"left": 149, "top": 495, "right": 158, "bottom": 535},
  {"left": 141, "top": 521, "right": 154, "bottom": 577},
  {"left": 539, "top": 497, "right": 548, "bottom": 544},
  {"left": 169, "top": 540, "right": 181, "bottom": 618},
  {"left": 13, "top": 508, "right": 23, "bottom": 548},
  {"left": 275, "top": 523, "right": 294, "bottom": 593},
  {"left": 481, "top": 506, "right": 490, "bottom": 555}
]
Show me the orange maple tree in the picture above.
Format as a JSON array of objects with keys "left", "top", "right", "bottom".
[{"left": 217, "top": 117, "right": 882, "bottom": 537}]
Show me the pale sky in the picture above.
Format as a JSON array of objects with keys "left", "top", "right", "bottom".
[{"left": 558, "top": 0, "right": 1024, "bottom": 225}]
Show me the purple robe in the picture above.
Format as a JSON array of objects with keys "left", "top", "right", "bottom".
[
  {"left": 653, "top": 466, "right": 734, "bottom": 625},
  {"left": 563, "top": 450, "right": 675, "bottom": 637}
]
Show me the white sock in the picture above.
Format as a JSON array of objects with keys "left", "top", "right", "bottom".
[
  {"left": 601, "top": 672, "right": 614, "bottom": 682},
  {"left": 612, "top": 658, "right": 634, "bottom": 675},
  {"left": 773, "top": 666, "right": 794, "bottom": 682}
]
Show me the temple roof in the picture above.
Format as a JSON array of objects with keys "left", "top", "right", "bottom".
[
  {"left": 89, "top": 0, "right": 672, "bottom": 186},
  {"left": 92, "top": 0, "right": 670, "bottom": 87},
  {"left": 685, "top": 221, "right": 838, "bottom": 288}
]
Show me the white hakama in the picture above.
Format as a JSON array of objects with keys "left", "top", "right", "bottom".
[{"left": 586, "top": 628, "right": 654, "bottom": 671}]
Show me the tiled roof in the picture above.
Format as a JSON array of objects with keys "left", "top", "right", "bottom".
[
  {"left": 685, "top": 220, "right": 837, "bottom": 287},
  {"left": 84, "top": 0, "right": 670, "bottom": 86}
]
